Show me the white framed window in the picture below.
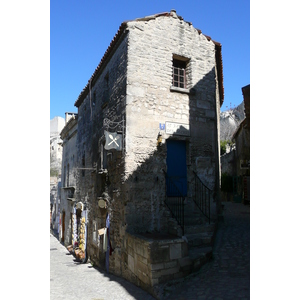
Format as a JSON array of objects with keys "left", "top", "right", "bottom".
[{"left": 172, "top": 55, "right": 190, "bottom": 89}]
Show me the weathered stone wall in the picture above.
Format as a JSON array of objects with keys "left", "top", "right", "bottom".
[
  {"left": 61, "top": 118, "right": 78, "bottom": 188},
  {"left": 75, "top": 33, "right": 129, "bottom": 269},
  {"left": 235, "top": 127, "right": 250, "bottom": 178},
  {"left": 50, "top": 116, "right": 64, "bottom": 173},
  {"left": 124, "top": 13, "right": 219, "bottom": 237},
  {"left": 74, "top": 12, "right": 221, "bottom": 286},
  {"left": 60, "top": 116, "right": 78, "bottom": 246},
  {"left": 123, "top": 233, "right": 189, "bottom": 294},
  {"left": 221, "top": 150, "right": 236, "bottom": 176}
]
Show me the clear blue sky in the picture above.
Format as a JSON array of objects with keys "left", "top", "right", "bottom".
[{"left": 50, "top": 0, "right": 249, "bottom": 119}]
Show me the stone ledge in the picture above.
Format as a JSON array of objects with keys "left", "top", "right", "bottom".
[
  {"left": 125, "top": 232, "right": 189, "bottom": 287},
  {"left": 170, "top": 86, "right": 196, "bottom": 95}
]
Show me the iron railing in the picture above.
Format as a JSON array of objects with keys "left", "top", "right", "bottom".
[
  {"left": 193, "top": 171, "right": 212, "bottom": 224},
  {"left": 164, "top": 171, "right": 185, "bottom": 235}
]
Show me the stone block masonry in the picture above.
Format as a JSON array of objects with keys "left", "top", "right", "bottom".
[
  {"left": 124, "top": 233, "right": 191, "bottom": 291},
  {"left": 126, "top": 14, "right": 219, "bottom": 191},
  {"left": 72, "top": 9, "right": 223, "bottom": 295}
]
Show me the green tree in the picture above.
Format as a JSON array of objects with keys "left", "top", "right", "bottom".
[
  {"left": 220, "top": 140, "right": 233, "bottom": 155},
  {"left": 50, "top": 168, "right": 59, "bottom": 177}
]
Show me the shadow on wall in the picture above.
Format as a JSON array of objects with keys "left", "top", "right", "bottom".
[
  {"left": 71, "top": 67, "right": 221, "bottom": 297},
  {"left": 104, "top": 67, "right": 220, "bottom": 237}
]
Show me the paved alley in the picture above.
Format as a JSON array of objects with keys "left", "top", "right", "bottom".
[
  {"left": 161, "top": 202, "right": 250, "bottom": 299},
  {"left": 50, "top": 234, "right": 155, "bottom": 300},
  {"left": 51, "top": 201, "right": 250, "bottom": 300}
]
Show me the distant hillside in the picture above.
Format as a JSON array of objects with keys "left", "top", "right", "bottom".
[{"left": 220, "top": 102, "right": 245, "bottom": 141}]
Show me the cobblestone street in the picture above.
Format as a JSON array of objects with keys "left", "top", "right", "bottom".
[
  {"left": 161, "top": 202, "right": 250, "bottom": 299},
  {"left": 50, "top": 201, "right": 250, "bottom": 299},
  {"left": 50, "top": 234, "right": 155, "bottom": 300}
]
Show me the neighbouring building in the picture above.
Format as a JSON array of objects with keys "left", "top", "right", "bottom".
[
  {"left": 59, "top": 113, "right": 78, "bottom": 246},
  {"left": 232, "top": 84, "right": 250, "bottom": 203},
  {"left": 50, "top": 177, "right": 61, "bottom": 234},
  {"left": 50, "top": 116, "right": 64, "bottom": 175},
  {"left": 220, "top": 84, "right": 250, "bottom": 203},
  {"left": 70, "top": 10, "right": 224, "bottom": 295},
  {"left": 50, "top": 116, "right": 65, "bottom": 234},
  {"left": 50, "top": 176, "right": 58, "bottom": 229}
]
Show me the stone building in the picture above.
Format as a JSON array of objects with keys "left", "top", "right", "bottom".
[
  {"left": 232, "top": 84, "right": 250, "bottom": 203},
  {"left": 50, "top": 177, "right": 61, "bottom": 235},
  {"left": 72, "top": 10, "right": 224, "bottom": 294},
  {"left": 59, "top": 113, "right": 78, "bottom": 245},
  {"left": 50, "top": 116, "right": 64, "bottom": 175},
  {"left": 50, "top": 116, "right": 65, "bottom": 234},
  {"left": 50, "top": 176, "right": 59, "bottom": 231},
  {"left": 220, "top": 84, "right": 250, "bottom": 204}
]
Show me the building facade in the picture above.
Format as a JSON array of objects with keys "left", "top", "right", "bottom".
[
  {"left": 50, "top": 117, "right": 65, "bottom": 234},
  {"left": 220, "top": 84, "right": 250, "bottom": 204},
  {"left": 50, "top": 116, "right": 64, "bottom": 175},
  {"left": 72, "top": 10, "right": 224, "bottom": 293},
  {"left": 59, "top": 113, "right": 78, "bottom": 246},
  {"left": 232, "top": 84, "right": 250, "bottom": 203}
]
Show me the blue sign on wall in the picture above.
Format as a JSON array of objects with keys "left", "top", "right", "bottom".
[{"left": 159, "top": 123, "right": 165, "bottom": 130}]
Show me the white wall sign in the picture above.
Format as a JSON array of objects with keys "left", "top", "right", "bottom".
[{"left": 165, "top": 122, "right": 190, "bottom": 136}]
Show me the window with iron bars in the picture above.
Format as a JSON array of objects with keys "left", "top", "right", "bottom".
[{"left": 172, "top": 59, "right": 187, "bottom": 89}]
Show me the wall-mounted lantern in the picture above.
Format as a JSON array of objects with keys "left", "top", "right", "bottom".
[
  {"left": 157, "top": 132, "right": 163, "bottom": 146},
  {"left": 98, "top": 198, "right": 107, "bottom": 209}
]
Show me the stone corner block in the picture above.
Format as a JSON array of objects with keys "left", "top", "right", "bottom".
[{"left": 170, "top": 243, "right": 182, "bottom": 260}]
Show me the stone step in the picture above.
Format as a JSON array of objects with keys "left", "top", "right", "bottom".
[
  {"left": 184, "top": 223, "right": 216, "bottom": 235},
  {"left": 185, "top": 232, "right": 214, "bottom": 247},
  {"left": 183, "top": 210, "right": 202, "bottom": 218},
  {"left": 188, "top": 246, "right": 213, "bottom": 272},
  {"left": 184, "top": 218, "right": 206, "bottom": 227},
  {"left": 184, "top": 215, "right": 204, "bottom": 224},
  {"left": 184, "top": 209, "right": 202, "bottom": 216}
]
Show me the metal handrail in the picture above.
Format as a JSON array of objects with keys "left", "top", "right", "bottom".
[
  {"left": 193, "top": 171, "right": 212, "bottom": 224},
  {"left": 163, "top": 171, "right": 185, "bottom": 235}
]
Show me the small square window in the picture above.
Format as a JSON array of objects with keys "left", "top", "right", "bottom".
[{"left": 172, "top": 56, "right": 189, "bottom": 89}]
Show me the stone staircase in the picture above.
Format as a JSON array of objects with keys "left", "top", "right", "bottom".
[{"left": 183, "top": 198, "right": 216, "bottom": 273}]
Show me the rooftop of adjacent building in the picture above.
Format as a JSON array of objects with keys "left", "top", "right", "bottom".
[{"left": 50, "top": 116, "right": 65, "bottom": 135}]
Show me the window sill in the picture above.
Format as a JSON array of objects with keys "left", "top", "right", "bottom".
[
  {"left": 62, "top": 186, "right": 75, "bottom": 190},
  {"left": 170, "top": 86, "right": 196, "bottom": 95}
]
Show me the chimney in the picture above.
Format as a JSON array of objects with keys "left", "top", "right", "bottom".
[{"left": 170, "top": 9, "right": 177, "bottom": 18}]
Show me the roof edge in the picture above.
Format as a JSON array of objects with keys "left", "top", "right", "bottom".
[
  {"left": 74, "top": 11, "right": 224, "bottom": 108},
  {"left": 60, "top": 114, "right": 78, "bottom": 139},
  {"left": 74, "top": 21, "right": 128, "bottom": 108}
]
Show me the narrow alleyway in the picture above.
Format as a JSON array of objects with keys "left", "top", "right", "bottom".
[
  {"left": 159, "top": 202, "right": 250, "bottom": 300},
  {"left": 51, "top": 201, "right": 250, "bottom": 299},
  {"left": 50, "top": 234, "right": 155, "bottom": 300}
]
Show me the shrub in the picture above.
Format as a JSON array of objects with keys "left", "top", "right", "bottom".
[{"left": 220, "top": 140, "right": 233, "bottom": 155}]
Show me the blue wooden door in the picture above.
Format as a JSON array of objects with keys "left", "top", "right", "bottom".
[{"left": 166, "top": 140, "right": 187, "bottom": 196}]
